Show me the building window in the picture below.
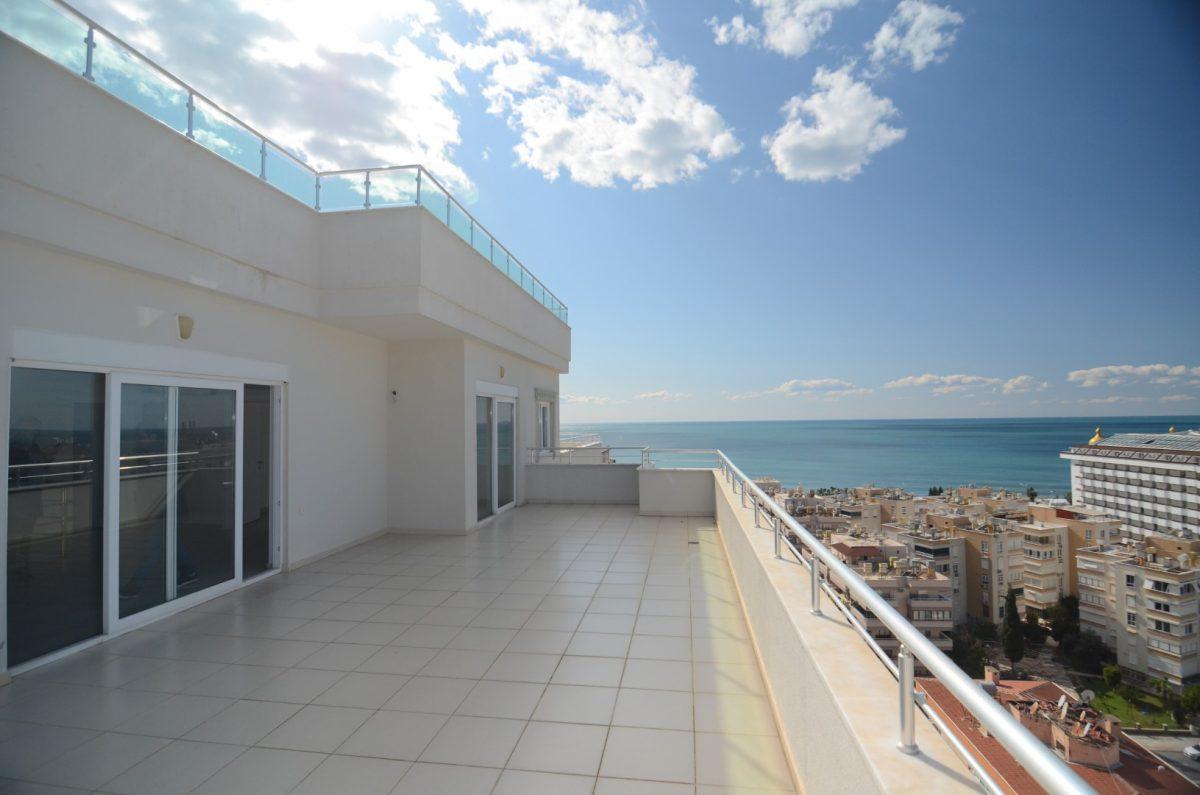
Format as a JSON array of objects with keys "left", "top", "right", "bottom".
[
  {"left": 1127, "top": 612, "right": 1137, "bottom": 627},
  {"left": 1125, "top": 574, "right": 1136, "bottom": 587},
  {"left": 1154, "top": 620, "right": 1172, "bottom": 634}
]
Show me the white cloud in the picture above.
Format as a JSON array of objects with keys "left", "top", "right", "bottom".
[
  {"left": 866, "top": 0, "right": 963, "bottom": 75},
  {"left": 883, "top": 373, "right": 1000, "bottom": 390},
  {"left": 707, "top": 15, "right": 760, "bottom": 47},
  {"left": 709, "top": 0, "right": 858, "bottom": 58},
  {"left": 1001, "top": 375, "right": 1049, "bottom": 395},
  {"left": 446, "top": 0, "right": 740, "bottom": 189},
  {"left": 763, "top": 65, "right": 905, "bottom": 182},
  {"left": 1080, "top": 396, "right": 1151, "bottom": 406},
  {"left": 728, "top": 378, "right": 864, "bottom": 400},
  {"left": 1067, "top": 364, "right": 1200, "bottom": 388},
  {"left": 636, "top": 390, "right": 691, "bottom": 401},
  {"left": 563, "top": 394, "right": 611, "bottom": 405},
  {"left": 820, "top": 387, "right": 873, "bottom": 400},
  {"left": 76, "top": 0, "right": 472, "bottom": 188},
  {"left": 1161, "top": 394, "right": 1197, "bottom": 404}
]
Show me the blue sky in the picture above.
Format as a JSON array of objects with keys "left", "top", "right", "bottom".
[{"left": 69, "top": 0, "right": 1200, "bottom": 421}]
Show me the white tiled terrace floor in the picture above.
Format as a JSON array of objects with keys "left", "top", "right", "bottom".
[{"left": 0, "top": 504, "right": 795, "bottom": 795}]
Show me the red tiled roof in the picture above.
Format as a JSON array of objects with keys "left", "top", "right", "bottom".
[{"left": 917, "top": 678, "right": 1195, "bottom": 795}]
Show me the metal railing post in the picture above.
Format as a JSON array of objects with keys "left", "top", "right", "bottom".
[
  {"left": 314, "top": 174, "right": 321, "bottom": 210},
  {"left": 898, "top": 644, "right": 919, "bottom": 755},
  {"left": 364, "top": 171, "right": 371, "bottom": 209},
  {"left": 773, "top": 516, "right": 782, "bottom": 559},
  {"left": 259, "top": 138, "right": 267, "bottom": 179},
  {"left": 810, "top": 551, "right": 822, "bottom": 616},
  {"left": 185, "top": 91, "right": 195, "bottom": 138},
  {"left": 415, "top": 167, "right": 422, "bottom": 206},
  {"left": 83, "top": 26, "right": 95, "bottom": 81},
  {"left": 752, "top": 499, "right": 760, "bottom": 529}
]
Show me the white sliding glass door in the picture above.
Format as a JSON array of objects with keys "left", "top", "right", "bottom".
[
  {"left": 107, "top": 374, "right": 241, "bottom": 629},
  {"left": 475, "top": 393, "right": 516, "bottom": 521}
]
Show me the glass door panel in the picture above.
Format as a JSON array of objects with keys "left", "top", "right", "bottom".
[
  {"left": 476, "top": 396, "right": 493, "bottom": 521},
  {"left": 175, "top": 387, "right": 235, "bottom": 598},
  {"left": 6, "top": 368, "right": 105, "bottom": 666},
  {"left": 242, "top": 384, "right": 272, "bottom": 578},
  {"left": 118, "top": 383, "right": 169, "bottom": 618},
  {"left": 118, "top": 381, "right": 236, "bottom": 619},
  {"left": 497, "top": 401, "right": 515, "bottom": 509}
]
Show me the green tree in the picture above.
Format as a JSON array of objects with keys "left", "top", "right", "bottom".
[
  {"left": 1026, "top": 486, "right": 1038, "bottom": 501},
  {"left": 1000, "top": 588, "right": 1025, "bottom": 666},
  {"left": 950, "top": 631, "right": 988, "bottom": 678},
  {"left": 1182, "top": 685, "right": 1200, "bottom": 720},
  {"left": 1102, "top": 665, "right": 1121, "bottom": 688},
  {"left": 1058, "top": 630, "right": 1113, "bottom": 675}
]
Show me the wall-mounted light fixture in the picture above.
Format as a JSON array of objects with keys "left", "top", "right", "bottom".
[{"left": 177, "top": 314, "right": 194, "bottom": 340}]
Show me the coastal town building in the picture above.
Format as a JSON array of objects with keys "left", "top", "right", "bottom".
[
  {"left": 1019, "top": 503, "right": 1122, "bottom": 614},
  {"left": 828, "top": 534, "right": 955, "bottom": 654},
  {"left": 882, "top": 523, "right": 968, "bottom": 627},
  {"left": 878, "top": 492, "right": 938, "bottom": 527},
  {"left": 918, "top": 667, "right": 1195, "bottom": 794},
  {"left": 951, "top": 520, "right": 1026, "bottom": 624},
  {"left": 1062, "top": 428, "right": 1200, "bottom": 539},
  {"left": 1076, "top": 537, "right": 1200, "bottom": 691}
]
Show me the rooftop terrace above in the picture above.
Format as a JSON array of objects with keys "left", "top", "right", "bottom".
[{"left": 0, "top": 0, "right": 568, "bottom": 324}]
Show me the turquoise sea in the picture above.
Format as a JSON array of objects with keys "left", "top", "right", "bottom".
[{"left": 562, "top": 416, "right": 1200, "bottom": 497}]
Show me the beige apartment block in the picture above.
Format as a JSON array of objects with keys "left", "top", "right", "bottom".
[
  {"left": 1019, "top": 521, "right": 1068, "bottom": 615},
  {"left": 882, "top": 524, "right": 968, "bottom": 627},
  {"left": 828, "top": 535, "right": 955, "bottom": 654},
  {"left": 1077, "top": 537, "right": 1200, "bottom": 691},
  {"left": 951, "top": 523, "right": 1026, "bottom": 625},
  {"left": 1022, "top": 506, "right": 1123, "bottom": 600}
]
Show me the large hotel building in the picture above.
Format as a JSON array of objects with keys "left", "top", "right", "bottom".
[{"left": 1061, "top": 429, "right": 1200, "bottom": 538}]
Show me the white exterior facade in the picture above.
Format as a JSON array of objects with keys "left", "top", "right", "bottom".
[
  {"left": 0, "top": 32, "right": 569, "bottom": 672},
  {"left": 1063, "top": 433, "right": 1200, "bottom": 538}
]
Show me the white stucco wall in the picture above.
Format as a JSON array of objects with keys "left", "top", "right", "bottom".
[
  {"left": 639, "top": 468, "right": 717, "bottom": 516},
  {"left": 525, "top": 465, "right": 639, "bottom": 504},
  {"left": 0, "top": 238, "right": 390, "bottom": 567},
  {"left": 387, "top": 340, "right": 468, "bottom": 533},
  {"left": 0, "top": 33, "right": 570, "bottom": 371}
]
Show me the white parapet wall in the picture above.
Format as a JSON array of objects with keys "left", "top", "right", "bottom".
[
  {"left": 639, "top": 468, "right": 717, "bottom": 516},
  {"left": 525, "top": 464, "right": 639, "bottom": 504},
  {"left": 713, "top": 473, "right": 978, "bottom": 795}
]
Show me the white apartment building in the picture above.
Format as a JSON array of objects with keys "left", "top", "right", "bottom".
[
  {"left": 1076, "top": 537, "right": 1200, "bottom": 691},
  {"left": 0, "top": 18, "right": 569, "bottom": 670},
  {"left": 1062, "top": 429, "right": 1200, "bottom": 538}
]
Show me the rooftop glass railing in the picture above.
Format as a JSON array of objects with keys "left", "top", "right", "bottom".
[{"left": 0, "top": 0, "right": 569, "bottom": 324}]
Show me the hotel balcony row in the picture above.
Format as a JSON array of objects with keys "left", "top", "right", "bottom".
[{"left": 0, "top": 6, "right": 1097, "bottom": 793}]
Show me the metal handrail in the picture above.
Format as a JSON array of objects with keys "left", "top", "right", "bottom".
[
  {"left": 4, "top": 0, "right": 568, "bottom": 324},
  {"left": 526, "top": 446, "right": 646, "bottom": 465},
  {"left": 715, "top": 451, "right": 1095, "bottom": 795},
  {"left": 641, "top": 448, "right": 722, "bottom": 469}
]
